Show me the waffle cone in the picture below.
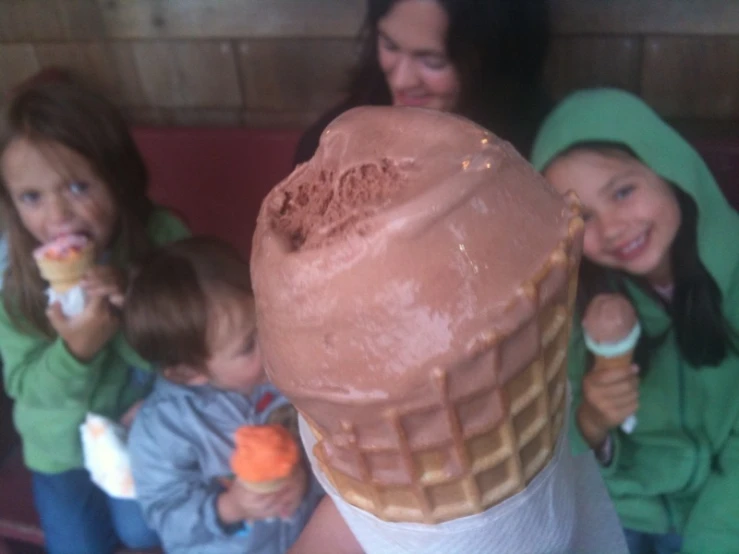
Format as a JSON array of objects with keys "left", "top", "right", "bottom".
[
  {"left": 237, "top": 474, "right": 291, "bottom": 494},
  {"left": 304, "top": 212, "right": 584, "bottom": 524},
  {"left": 36, "top": 244, "right": 95, "bottom": 293}
]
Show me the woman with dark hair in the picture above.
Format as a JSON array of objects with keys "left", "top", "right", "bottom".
[
  {"left": 531, "top": 88, "right": 739, "bottom": 554},
  {"left": 294, "top": 0, "right": 551, "bottom": 165}
]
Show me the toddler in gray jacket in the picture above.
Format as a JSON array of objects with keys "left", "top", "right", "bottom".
[{"left": 123, "top": 237, "right": 323, "bottom": 554}]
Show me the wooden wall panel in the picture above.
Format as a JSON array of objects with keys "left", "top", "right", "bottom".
[
  {"left": 1, "top": 1, "right": 738, "bottom": 127},
  {"left": 0, "top": 1, "right": 65, "bottom": 42},
  {"left": 33, "top": 42, "right": 144, "bottom": 105},
  {"left": 98, "top": 0, "right": 364, "bottom": 39},
  {"left": 545, "top": 37, "right": 641, "bottom": 101},
  {"left": 0, "top": 44, "right": 40, "bottom": 98},
  {"left": 238, "top": 39, "right": 357, "bottom": 112},
  {"left": 131, "top": 41, "right": 242, "bottom": 108},
  {"left": 551, "top": 0, "right": 739, "bottom": 35},
  {"left": 642, "top": 38, "right": 739, "bottom": 118},
  {"left": 53, "top": 0, "right": 107, "bottom": 40}
]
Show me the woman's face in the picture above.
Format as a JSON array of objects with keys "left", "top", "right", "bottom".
[{"left": 377, "top": 0, "right": 461, "bottom": 112}]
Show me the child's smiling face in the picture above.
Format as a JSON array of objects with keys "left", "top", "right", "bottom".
[
  {"left": 1, "top": 137, "right": 118, "bottom": 251},
  {"left": 544, "top": 148, "right": 681, "bottom": 286}
]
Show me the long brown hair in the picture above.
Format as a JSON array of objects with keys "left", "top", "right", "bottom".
[{"left": 0, "top": 80, "right": 154, "bottom": 336}]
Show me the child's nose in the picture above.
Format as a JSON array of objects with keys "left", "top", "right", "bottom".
[
  {"left": 598, "top": 211, "right": 626, "bottom": 242},
  {"left": 46, "top": 194, "right": 73, "bottom": 224}
]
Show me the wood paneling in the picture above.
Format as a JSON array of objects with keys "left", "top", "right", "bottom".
[
  {"left": 98, "top": 0, "right": 364, "bottom": 39},
  {"left": 238, "top": 39, "right": 357, "bottom": 112},
  {"left": 0, "top": 1, "right": 65, "bottom": 42},
  {"left": 33, "top": 42, "right": 144, "bottom": 105},
  {"left": 545, "top": 37, "right": 641, "bottom": 101},
  {"left": 131, "top": 41, "right": 242, "bottom": 108},
  {"left": 552, "top": 0, "right": 739, "bottom": 35},
  {"left": 2, "top": 1, "right": 738, "bottom": 127},
  {"left": 642, "top": 38, "right": 739, "bottom": 118},
  {"left": 54, "top": 0, "right": 106, "bottom": 40},
  {"left": 0, "top": 44, "right": 40, "bottom": 98}
]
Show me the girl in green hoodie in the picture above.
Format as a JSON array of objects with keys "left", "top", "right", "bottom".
[
  {"left": 531, "top": 88, "right": 739, "bottom": 554},
  {"left": 0, "top": 80, "right": 189, "bottom": 553}
]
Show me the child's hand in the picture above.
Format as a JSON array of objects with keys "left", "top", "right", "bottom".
[
  {"left": 271, "top": 463, "right": 308, "bottom": 519},
  {"left": 83, "top": 265, "right": 127, "bottom": 308},
  {"left": 47, "top": 293, "right": 119, "bottom": 361},
  {"left": 577, "top": 363, "right": 639, "bottom": 449},
  {"left": 218, "top": 464, "right": 308, "bottom": 524}
]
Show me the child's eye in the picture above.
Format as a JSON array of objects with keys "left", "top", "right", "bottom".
[
  {"left": 613, "top": 184, "right": 635, "bottom": 201},
  {"left": 68, "top": 181, "right": 89, "bottom": 195},
  {"left": 18, "top": 191, "right": 41, "bottom": 206},
  {"left": 580, "top": 211, "right": 593, "bottom": 224}
]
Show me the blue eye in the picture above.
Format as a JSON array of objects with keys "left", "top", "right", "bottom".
[
  {"left": 68, "top": 181, "right": 89, "bottom": 195},
  {"left": 613, "top": 185, "right": 634, "bottom": 201},
  {"left": 19, "top": 191, "right": 41, "bottom": 206}
]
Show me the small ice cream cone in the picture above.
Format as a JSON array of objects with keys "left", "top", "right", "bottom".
[
  {"left": 34, "top": 235, "right": 94, "bottom": 293},
  {"left": 237, "top": 472, "right": 293, "bottom": 494},
  {"left": 231, "top": 424, "right": 299, "bottom": 494},
  {"left": 583, "top": 294, "right": 641, "bottom": 433}
]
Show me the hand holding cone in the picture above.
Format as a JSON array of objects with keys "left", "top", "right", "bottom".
[
  {"left": 230, "top": 424, "right": 299, "bottom": 493},
  {"left": 583, "top": 293, "right": 641, "bottom": 433}
]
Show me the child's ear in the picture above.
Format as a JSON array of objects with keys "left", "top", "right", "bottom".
[{"left": 162, "top": 364, "right": 208, "bottom": 386}]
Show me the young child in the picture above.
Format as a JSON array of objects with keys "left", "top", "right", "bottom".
[
  {"left": 123, "top": 237, "right": 324, "bottom": 554},
  {"left": 0, "top": 80, "right": 189, "bottom": 553},
  {"left": 530, "top": 88, "right": 739, "bottom": 554}
]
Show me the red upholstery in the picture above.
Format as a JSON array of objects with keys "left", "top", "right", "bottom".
[
  {"left": 135, "top": 127, "right": 302, "bottom": 259},
  {"left": 0, "top": 129, "right": 737, "bottom": 549}
]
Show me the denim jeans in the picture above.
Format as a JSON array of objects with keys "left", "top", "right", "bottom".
[
  {"left": 624, "top": 528, "right": 683, "bottom": 554},
  {"left": 32, "top": 468, "right": 159, "bottom": 554}
]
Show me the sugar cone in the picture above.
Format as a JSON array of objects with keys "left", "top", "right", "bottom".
[
  {"left": 237, "top": 472, "right": 292, "bottom": 494},
  {"left": 593, "top": 349, "right": 634, "bottom": 372},
  {"left": 36, "top": 243, "right": 95, "bottom": 293}
]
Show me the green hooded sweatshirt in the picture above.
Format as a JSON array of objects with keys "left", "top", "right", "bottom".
[
  {"left": 531, "top": 89, "right": 739, "bottom": 554},
  {"left": 0, "top": 208, "right": 189, "bottom": 474}
]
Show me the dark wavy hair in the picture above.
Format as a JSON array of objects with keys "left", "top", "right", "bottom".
[
  {"left": 295, "top": 0, "right": 551, "bottom": 164},
  {"left": 351, "top": 0, "right": 550, "bottom": 144},
  {"left": 568, "top": 144, "right": 736, "bottom": 370}
]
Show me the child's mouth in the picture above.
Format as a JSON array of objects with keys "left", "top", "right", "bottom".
[{"left": 613, "top": 231, "right": 648, "bottom": 262}]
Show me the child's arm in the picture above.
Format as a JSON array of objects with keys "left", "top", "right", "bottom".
[
  {"left": 0, "top": 302, "right": 109, "bottom": 405},
  {"left": 130, "top": 406, "right": 298, "bottom": 550},
  {"left": 288, "top": 496, "right": 364, "bottom": 554}
]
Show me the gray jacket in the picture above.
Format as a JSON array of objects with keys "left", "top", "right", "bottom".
[{"left": 129, "top": 378, "right": 323, "bottom": 554}]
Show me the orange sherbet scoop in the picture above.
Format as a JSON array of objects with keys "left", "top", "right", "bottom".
[{"left": 230, "top": 424, "right": 299, "bottom": 483}]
